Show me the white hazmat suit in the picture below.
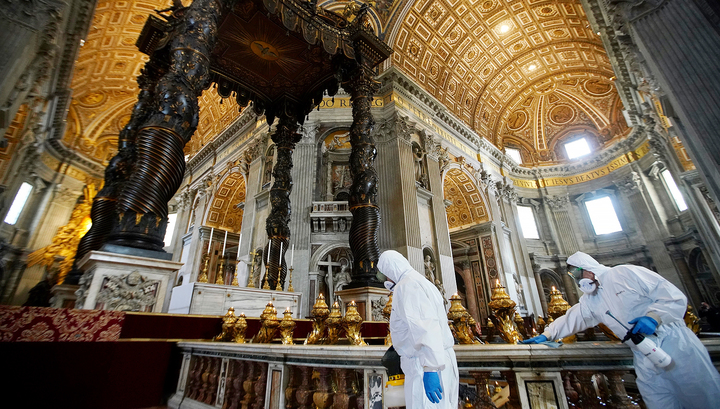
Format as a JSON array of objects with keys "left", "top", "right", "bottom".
[
  {"left": 378, "top": 251, "right": 459, "bottom": 408},
  {"left": 543, "top": 252, "right": 720, "bottom": 409}
]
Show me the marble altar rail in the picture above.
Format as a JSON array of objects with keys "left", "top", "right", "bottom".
[{"left": 168, "top": 340, "right": 720, "bottom": 409}]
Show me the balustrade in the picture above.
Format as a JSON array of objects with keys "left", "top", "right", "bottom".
[
  {"left": 310, "top": 201, "right": 352, "bottom": 233},
  {"left": 168, "top": 340, "right": 720, "bottom": 408}
]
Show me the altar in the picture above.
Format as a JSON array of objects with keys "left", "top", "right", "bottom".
[{"left": 168, "top": 283, "right": 302, "bottom": 318}]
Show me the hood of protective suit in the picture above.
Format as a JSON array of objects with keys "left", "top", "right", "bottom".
[
  {"left": 378, "top": 250, "right": 415, "bottom": 283},
  {"left": 567, "top": 251, "right": 612, "bottom": 277}
]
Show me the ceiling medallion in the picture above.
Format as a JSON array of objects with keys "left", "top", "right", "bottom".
[
  {"left": 535, "top": 5, "right": 558, "bottom": 17},
  {"left": 251, "top": 40, "right": 279, "bottom": 61},
  {"left": 583, "top": 79, "right": 613, "bottom": 96},
  {"left": 479, "top": 0, "right": 498, "bottom": 14},
  {"left": 78, "top": 91, "right": 106, "bottom": 108},
  {"left": 507, "top": 110, "right": 528, "bottom": 131},
  {"left": 549, "top": 104, "right": 576, "bottom": 125}
]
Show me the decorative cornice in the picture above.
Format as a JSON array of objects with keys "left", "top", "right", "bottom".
[{"left": 185, "top": 108, "right": 258, "bottom": 173}]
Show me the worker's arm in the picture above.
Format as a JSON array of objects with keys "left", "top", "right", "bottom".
[
  {"left": 615, "top": 265, "right": 687, "bottom": 325},
  {"left": 542, "top": 300, "right": 598, "bottom": 340},
  {"left": 395, "top": 279, "right": 446, "bottom": 371}
]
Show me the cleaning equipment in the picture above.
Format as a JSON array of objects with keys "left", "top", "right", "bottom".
[
  {"left": 381, "top": 346, "right": 406, "bottom": 407},
  {"left": 605, "top": 311, "right": 673, "bottom": 369}
]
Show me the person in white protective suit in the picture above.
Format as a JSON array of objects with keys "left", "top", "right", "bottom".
[
  {"left": 377, "top": 250, "right": 459, "bottom": 408},
  {"left": 522, "top": 251, "right": 720, "bottom": 409}
]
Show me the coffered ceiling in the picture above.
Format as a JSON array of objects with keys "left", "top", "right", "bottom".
[
  {"left": 389, "top": 0, "right": 629, "bottom": 164},
  {"left": 61, "top": 0, "right": 630, "bottom": 169},
  {"left": 64, "top": 0, "right": 241, "bottom": 165},
  {"left": 444, "top": 167, "right": 489, "bottom": 230}
]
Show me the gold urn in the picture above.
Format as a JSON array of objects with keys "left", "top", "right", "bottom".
[
  {"left": 547, "top": 286, "right": 575, "bottom": 343},
  {"left": 488, "top": 281, "right": 522, "bottom": 344},
  {"left": 447, "top": 293, "right": 481, "bottom": 344},
  {"left": 253, "top": 302, "right": 280, "bottom": 343},
  {"left": 343, "top": 300, "right": 367, "bottom": 346},
  {"left": 234, "top": 312, "right": 247, "bottom": 343},
  {"left": 325, "top": 302, "right": 343, "bottom": 345},
  {"left": 214, "top": 307, "right": 238, "bottom": 342},
  {"left": 279, "top": 308, "right": 296, "bottom": 345},
  {"left": 304, "top": 294, "right": 330, "bottom": 345},
  {"left": 382, "top": 293, "right": 393, "bottom": 346}
]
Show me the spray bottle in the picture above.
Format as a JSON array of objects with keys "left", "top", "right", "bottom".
[{"left": 605, "top": 311, "right": 673, "bottom": 369}]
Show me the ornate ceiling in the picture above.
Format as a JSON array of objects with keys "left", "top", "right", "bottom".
[
  {"left": 390, "top": 0, "right": 629, "bottom": 164},
  {"left": 63, "top": 0, "right": 241, "bottom": 165},
  {"left": 444, "top": 167, "right": 489, "bottom": 230},
  {"left": 206, "top": 171, "right": 246, "bottom": 232},
  {"left": 60, "top": 0, "right": 632, "bottom": 169}
]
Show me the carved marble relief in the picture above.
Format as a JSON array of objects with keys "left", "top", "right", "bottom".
[{"left": 94, "top": 271, "right": 160, "bottom": 312}]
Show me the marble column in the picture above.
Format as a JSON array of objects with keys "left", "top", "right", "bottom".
[
  {"left": 668, "top": 247, "right": 703, "bottom": 308},
  {"left": 614, "top": 171, "right": 684, "bottom": 290},
  {"left": 613, "top": 0, "right": 720, "bottom": 206},
  {"left": 288, "top": 124, "right": 317, "bottom": 315},
  {"left": 376, "top": 115, "right": 422, "bottom": 268},
  {"left": 427, "top": 137, "right": 457, "bottom": 298},
  {"left": 237, "top": 141, "right": 265, "bottom": 287},
  {"left": 533, "top": 270, "right": 548, "bottom": 315}
]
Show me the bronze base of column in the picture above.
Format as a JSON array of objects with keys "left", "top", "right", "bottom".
[
  {"left": 346, "top": 205, "right": 382, "bottom": 289},
  {"left": 106, "top": 210, "right": 168, "bottom": 252}
]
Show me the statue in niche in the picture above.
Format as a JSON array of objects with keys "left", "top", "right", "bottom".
[
  {"left": 513, "top": 274, "right": 527, "bottom": 310},
  {"left": 424, "top": 254, "right": 436, "bottom": 282},
  {"left": 412, "top": 144, "right": 427, "bottom": 185},
  {"left": 334, "top": 259, "right": 352, "bottom": 292},
  {"left": 251, "top": 249, "right": 263, "bottom": 288}
]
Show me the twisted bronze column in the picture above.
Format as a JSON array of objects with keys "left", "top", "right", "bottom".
[
  {"left": 106, "top": 0, "right": 230, "bottom": 251},
  {"left": 343, "top": 62, "right": 382, "bottom": 288},
  {"left": 66, "top": 62, "right": 165, "bottom": 284},
  {"left": 264, "top": 111, "right": 301, "bottom": 290}
]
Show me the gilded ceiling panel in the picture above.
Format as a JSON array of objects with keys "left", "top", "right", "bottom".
[
  {"left": 390, "top": 0, "right": 625, "bottom": 163},
  {"left": 206, "top": 172, "right": 247, "bottom": 232},
  {"left": 63, "top": 0, "right": 240, "bottom": 165},
  {"left": 444, "top": 168, "right": 488, "bottom": 230}
]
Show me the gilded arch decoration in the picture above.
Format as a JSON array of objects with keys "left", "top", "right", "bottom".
[
  {"left": 205, "top": 171, "right": 247, "bottom": 232},
  {"left": 443, "top": 166, "right": 489, "bottom": 230}
]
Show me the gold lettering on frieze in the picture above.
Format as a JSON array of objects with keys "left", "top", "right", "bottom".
[
  {"left": 317, "top": 97, "right": 383, "bottom": 109},
  {"left": 516, "top": 146, "right": 652, "bottom": 188}
]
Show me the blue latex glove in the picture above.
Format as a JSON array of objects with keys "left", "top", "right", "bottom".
[
  {"left": 520, "top": 334, "right": 548, "bottom": 344},
  {"left": 423, "top": 372, "right": 443, "bottom": 404},
  {"left": 629, "top": 316, "right": 658, "bottom": 335}
]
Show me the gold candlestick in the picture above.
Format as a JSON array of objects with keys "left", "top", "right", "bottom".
[
  {"left": 215, "top": 258, "right": 226, "bottom": 285},
  {"left": 198, "top": 253, "right": 210, "bottom": 283},
  {"left": 287, "top": 267, "right": 294, "bottom": 292},
  {"left": 246, "top": 249, "right": 257, "bottom": 288},
  {"left": 275, "top": 265, "right": 283, "bottom": 291},
  {"left": 231, "top": 261, "right": 239, "bottom": 286},
  {"left": 262, "top": 268, "right": 271, "bottom": 290}
]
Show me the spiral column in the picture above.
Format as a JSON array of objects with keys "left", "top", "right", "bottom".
[
  {"left": 66, "top": 62, "right": 165, "bottom": 284},
  {"left": 342, "top": 60, "right": 382, "bottom": 288},
  {"left": 264, "top": 111, "right": 301, "bottom": 290},
  {"left": 106, "top": 0, "right": 231, "bottom": 251}
]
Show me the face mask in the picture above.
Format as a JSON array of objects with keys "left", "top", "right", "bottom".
[
  {"left": 578, "top": 278, "right": 597, "bottom": 294},
  {"left": 384, "top": 281, "right": 395, "bottom": 291},
  {"left": 376, "top": 271, "right": 387, "bottom": 282}
]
